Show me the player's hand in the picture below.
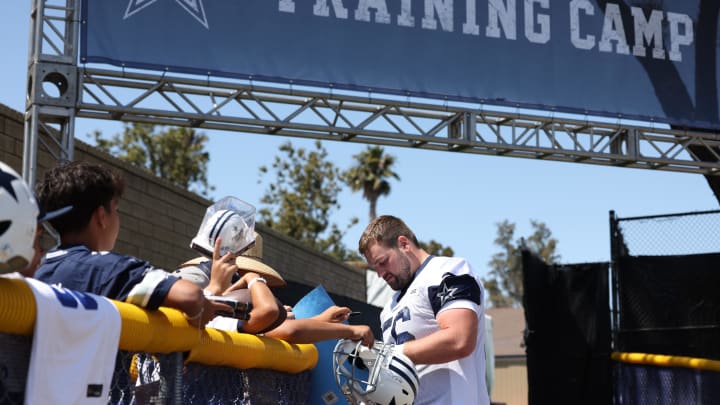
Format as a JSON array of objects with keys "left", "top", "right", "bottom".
[{"left": 284, "top": 305, "right": 296, "bottom": 320}]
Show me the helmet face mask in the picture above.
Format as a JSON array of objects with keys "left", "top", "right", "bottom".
[
  {"left": 37, "top": 221, "right": 61, "bottom": 252},
  {"left": 333, "top": 339, "right": 419, "bottom": 405}
]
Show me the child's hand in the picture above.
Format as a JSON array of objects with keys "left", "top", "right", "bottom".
[
  {"left": 206, "top": 237, "right": 238, "bottom": 295},
  {"left": 347, "top": 325, "right": 374, "bottom": 347},
  {"left": 314, "top": 306, "right": 352, "bottom": 323},
  {"left": 223, "top": 271, "right": 263, "bottom": 293}
]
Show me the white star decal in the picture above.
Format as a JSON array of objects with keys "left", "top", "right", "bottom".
[
  {"left": 124, "top": 0, "right": 209, "bottom": 29},
  {"left": 437, "top": 283, "right": 458, "bottom": 307}
]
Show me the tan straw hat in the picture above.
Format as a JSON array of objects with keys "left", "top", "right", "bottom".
[
  {"left": 178, "top": 232, "right": 286, "bottom": 287},
  {"left": 235, "top": 233, "right": 286, "bottom": 287}
]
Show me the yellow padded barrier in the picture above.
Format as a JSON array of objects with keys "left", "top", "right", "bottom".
[
  {"left": 0, "top": 278, "right": 35, "bottom": 335},
  {"left": 186, "top": 328, "right": 318, "bottom": 373},
  {"left": 0, "top": 277, "right": 317, "bottom": 373},
  {"left": 612, "top": 352, "right": 720, "bottom": 372}
]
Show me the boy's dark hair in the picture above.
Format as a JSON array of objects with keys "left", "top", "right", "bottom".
[{"left": 36, "top": 160, "right": 126, "bottom": 235}]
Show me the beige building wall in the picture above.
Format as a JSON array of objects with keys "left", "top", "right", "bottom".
[
  {"left": 0, "top": 103, "right": 365, "bottom": 301},
  {"left": 486, "top": 307, "right": 529, "bottom": 405},
  {"left": 492, "top": 357, "right": 528, "bottom": 405}
]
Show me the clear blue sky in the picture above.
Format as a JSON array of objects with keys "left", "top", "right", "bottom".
[{"left": 3, "top": 3, "right": 717, "bottom": 280}]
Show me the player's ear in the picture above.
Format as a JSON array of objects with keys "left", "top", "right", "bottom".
[{"left": 397, "top": 235, "right": 410, "bottom": 251}]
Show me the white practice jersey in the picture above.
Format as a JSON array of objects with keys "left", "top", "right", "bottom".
[{"left": 380, "top": 256, "right": 490, "bottom": 405}]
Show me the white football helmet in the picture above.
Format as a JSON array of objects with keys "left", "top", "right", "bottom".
[
  {"left": 190, "top": 197, "right": 256, "bottom": 257},
  {"left": 333, "top": 339, "right": 419, "bottom": 405},
  {"left": 0, "top": 162, "right": 39, "bottom": 273}
]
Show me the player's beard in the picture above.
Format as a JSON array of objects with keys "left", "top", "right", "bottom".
[{"left": 390, "top": 249, "right": 413, "bottom": 291}]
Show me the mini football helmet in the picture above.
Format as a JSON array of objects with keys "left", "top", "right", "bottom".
[
  {"left": 333, "top": 339, "right": 419, "bottom": 405},
  {"left": 190, "top": 196, "right": 256, "bottom": 257},
  {"left": 0, "top": 161, "right": 39, "bottom": 273}
]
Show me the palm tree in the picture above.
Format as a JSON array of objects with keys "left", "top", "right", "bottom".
[{"left": 343, "top": 146, "right": 400, "bottom": 221}]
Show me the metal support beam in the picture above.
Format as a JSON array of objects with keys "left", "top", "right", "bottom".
[
  {"left": 24, "top": 0, "right": 79, "bottom": 185},
  {"left": 76, "top": 67, "right": 720, "bottom": 176},
  {"left": 26, "top": 0, "right": 720, "bottom": 181}
]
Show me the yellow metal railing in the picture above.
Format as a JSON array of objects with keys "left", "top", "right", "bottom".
[
  {"left": 612, "top": 352, "right": 720, "bottom": 372},
  {"left": 0, "top": 277, "right": 317, "bottom": 373}
]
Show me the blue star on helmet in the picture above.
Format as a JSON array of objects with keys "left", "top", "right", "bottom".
[
  {"left": 0, "top": 167, "right": 18, "bottom": 202},
  {"left": 125, "top": 0, "right": 209, "bottom": 29},
  {"left": 437, "top": 282, "right": 459, "bottom": 307}
]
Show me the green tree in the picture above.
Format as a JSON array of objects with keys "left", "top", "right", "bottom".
[
  {"left": 483, "top": 220, "right": 559, "bottom": 308},
  {"left": 258, "top": 141, "right": 359, "bottom": 261},
  {"left": 92, "top": 123, "right": 213, "bottom": 196},
  {"left": 419, "top": 240, "right": 454, "bottom": 257},
  {"left": 343, "top": 146, "right": 400, "bottom": 221}
]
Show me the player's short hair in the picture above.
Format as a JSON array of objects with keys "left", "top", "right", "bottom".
[
  {"left": 358, "top": 215, "right": 419, "bottom": 255},
  {"left": 36, "top": 160, "right": 125, "bottom": 235}
]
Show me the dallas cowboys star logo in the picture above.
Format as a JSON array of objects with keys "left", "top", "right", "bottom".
[
  {"left": 125, "top": 0, "right": 210, "bottom": 29},
  {"left": 437, "top": 283, "right": 458, "bottom": 307},
  {"left": 0, "top": 167, "right": 18, "bottom": 202}
]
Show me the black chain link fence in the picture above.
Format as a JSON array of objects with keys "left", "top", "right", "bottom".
[
  {"left": 614, "top": 362, "right": 720, "bottom": 405},
  {"left": 0, "top": 341, "right": 310, "bottom": 405},
  {"left": 0, "top": 334, "right": 31, "bottom": 405},
  {"left": 117, "top": 351, "right": 311, "bottom": 405},
  {"left": 611, "top": 210, "right": 720, "bottom": 257},
  {"left": 609, "top": 209, "right": 720, "bottom": 404}
]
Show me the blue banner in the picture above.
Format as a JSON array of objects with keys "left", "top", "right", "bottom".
[{"left": 81, "top": 1, "right": 716, "bottom": 129}]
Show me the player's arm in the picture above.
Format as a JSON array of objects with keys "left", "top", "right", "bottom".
[
  {"left": 402, "top": 308, "right": 478, "bottom": 364},
  {"left": 403, "top": 271, "right": 482, "bottom": 364}
]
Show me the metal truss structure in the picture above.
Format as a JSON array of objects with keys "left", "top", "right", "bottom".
[{"left": 24, "top": 0, "right": 720, "bottom": 185}]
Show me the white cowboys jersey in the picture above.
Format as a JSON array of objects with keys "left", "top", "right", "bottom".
[{"left": 380, "top": 256, "right": 490, "bottom": 405}]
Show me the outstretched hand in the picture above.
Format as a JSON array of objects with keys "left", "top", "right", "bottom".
[
  {"left": 313, "top": 305, "right": 352, "bottom": 323},
  {"left": 348, "top": 324, "right": 374, "bottom": 347}
]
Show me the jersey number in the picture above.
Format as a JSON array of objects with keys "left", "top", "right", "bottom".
[
  {"left": 50, "top": 285, "right": 99, "bottom": 310},
  {"left": 387, "top": 307, "right": 415, "bottom": 344}
]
